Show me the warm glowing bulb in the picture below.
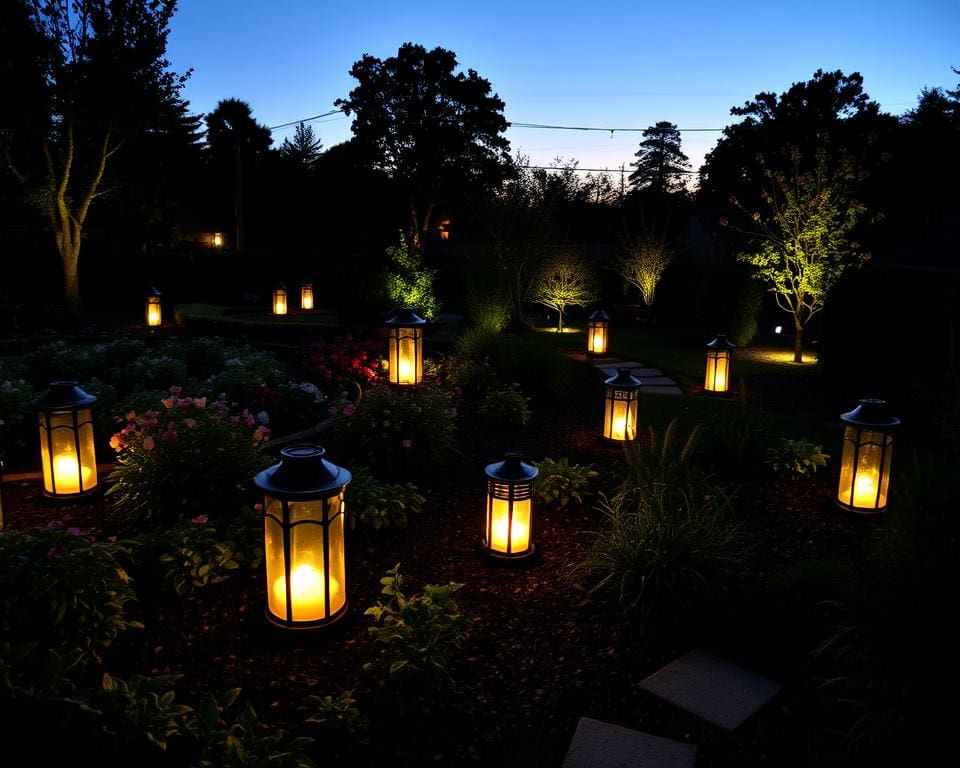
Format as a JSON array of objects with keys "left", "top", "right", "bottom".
[
  {"left": 147, "top": 304, "right": 161, "bottom": 326},
  {"left": 271, "top": 564, "right": 339, "bottom": 622},
  {"left": 52, "top": 454, "right": 93, "bottom": 494},
  {"left": 489, "top": 498, "right": 530, "bottom": 553},
  {"left": 852, "top": 473, "right": 878, "bottom": 508},
  {"left": 274, "top": 296, "right": 287, "bottom": 315},
  {"left": 590, "top": 330, "right": 605, "bottom": 354},
  {"left": 609, "top": 400, "right": 633, "bottom": 441},
  {"left": 301, "top": 289, "right": 313, "bottom": 310}
]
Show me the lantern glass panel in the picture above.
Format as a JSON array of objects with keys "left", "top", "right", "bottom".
[
  {"left": 588, "top": 322, "right": 607, "bottom": 355},
  {"left": 705, "top": 350, "right": 731, "bottom": 392},
  {"left": 273, "top": 290, "right": 288, "bottom": 315},
  {"left": 301, "top": 285, "right": 314, "bottom": 310},
  {"left": 604, "top": 391, "right": 637, "bottom": 441},
  {"left": 487, "top": 491, "right": 531, "bottom": 555},
  {"left": 146, "top": 297, "right": 162, "bottom": 327},
  {"left": 39, "top": 408, "right": 97, "bottom": 495},
  {"left": 389, "top": 328, "right": 422, "bottom": 385},
  {"left": 838, "top": 426, "right": 893, "bottom": 510}
]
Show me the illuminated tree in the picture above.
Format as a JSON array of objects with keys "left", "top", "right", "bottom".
[
  {"left": 628, "top": 122, "right": 691, "bottom": 194},
  {"left": 616, "top": 231, "right": 672, "bottom": 310},
  {"left": 336, "top": 43, "right": 511, "bottom": 251},
  {"left": 530, "top": 249, "right": 599, "bottom": 332},
  {"left": 382, "top": 232, "right": 439, "bottom": 320},
  {"left": 728, "top": 147, "right": 870, "bottom": 362},
  {"left": 0, "top": 0, "right": 188, "bottom": 311}
]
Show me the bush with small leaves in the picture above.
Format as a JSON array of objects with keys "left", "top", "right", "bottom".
[
  {"left": 533, "top": 457, "right": 599, "bottom": 510},
  {"left": 477, "top": 381, "right": 532, "bottom": 428},
  {"left": 305, "top": 689, "right": 369, "bottom": 742},
  {"left": 766, "top": 437, "right": 829, "bottom": 479},
  {"left": 364, "top": 564, "right": 468, "bottom": 706},
  {"left": 346, "top": 467, "right": 426, "bottom": 531}
]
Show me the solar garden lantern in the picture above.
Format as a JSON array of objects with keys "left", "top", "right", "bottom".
[
  {"left": 704, "top": 334, "right": 736, "bottom": 395},
  {"left": 300, "top": 281, "right": 314, "bottom": 311},
  {"left": 254, "top": 444, "right": 351, "bottom": 629},
  {"left": 272, "top": 281, "right": 288, "bottom": 316},
  {"left": 34, "top": 382, "right": 99, "bottom": 500},
  {"left": 586, "top": 309, "right": 610, "bottom": 357},
  {"left": 145, "top": 286, "right": 162, "bottom": 328},
  {"left": 483, "top": 452, "right": 538, "bottom": 560},
  {"left": 212, "top": 232, "right": 224, "bottom": 248},
  {"left": 837, "top": 399, "right": 900, "bottom": 514},
  {"left": 603, "top": 368, "right": 642, "bottom": 442},
  {"left": 384, "top": 308, "right": 426, "bottom": 386}
]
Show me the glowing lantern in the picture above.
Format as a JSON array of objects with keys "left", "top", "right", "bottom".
[
  {"left": 212, "top": 232, "right": 224, "bottom": 248},
  {"left": 483, "top": 452, "right": 538, "bottom": 560},
  {"left": 603, "top": 368, "right": 642, "bottom": 442},
  {"left": 272, "top": 282, "right": 288, "bottom": 316},
  {"left": 837, "top": 399, "right": 899, "bottom": 514},
  {"left": 301, "top": 282, "right": 314, "bottom": 310},
  {"left": 254, "top": 444, "right": 351, "bottom": 629},
  {"left": 704, "top": 334, "right": 736, "bottom": 394},
  {"left": 384, "top": 308, "right": 426, "bottom": 386},
  {"left": 586, "top": 309, "right": 610, "bottom": 357},
  {"left": 34, "top": 382, "right": 99, "bottom": 500},
  {"left": 145, "top": 286, "right": 162, "bottom": 328}
]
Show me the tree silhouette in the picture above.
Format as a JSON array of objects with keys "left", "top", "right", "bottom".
[
  {"left": 531, "top": 249, "right": 599, "bottom": 332},
  {"left": 204, "top": 98, "right": 273, "bottom": 253},
  {"left": 628, "top": 122, "right": 691, "bottom": 194},
  {"left": 0, "top": 0, "right": 189, "bottom": 311},
  {"left": 336, "top": 43, "right": 511, "bottom": 251},
  {"left": 279, "top": 122, "right": 323, "bottom": 171}
]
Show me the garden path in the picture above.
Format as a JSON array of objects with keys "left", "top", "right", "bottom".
[{"left": 563, "top": 351, "right": 684, "bottom": 395}]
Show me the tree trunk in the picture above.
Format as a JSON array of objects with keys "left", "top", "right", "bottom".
[
  {"left": 794, "top": 319, "right": 804, "bottom": 363},
  {"left": 52, "top": 202, "right": 83, "bottom": 312},
  {"left": 557, "top": 307, "right": 564, "bottom": 333}
]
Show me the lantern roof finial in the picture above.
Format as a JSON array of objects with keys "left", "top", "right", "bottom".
[
  {"left": 34, "top": 381, "right": 98, "bottom": 409},
  {"left": 707, "top": 334, "right": 736, "bottom": 350},
  {"left": 605, "top": 368, "right": 642, "bottom": 388},
  {"left": 254, "top": 444, "right": 351, "bottom": 497},
  {"left": 385, "top": 307, "right": 427, "bottom": 326},
  {"left": 485, "top": 451, "right": 538, "bottom": 482},
  {"left": 840, "top": 398, "right": 901, "bottom": 429}
]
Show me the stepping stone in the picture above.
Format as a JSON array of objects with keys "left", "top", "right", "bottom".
[
  {"left": 562, "top": 717, "right": 697, "bottom": 768},
  {"left": 643, "top": 385, "right": 684, "bottom": 396},
  {"left": 638, "top": 648, "right": 783, "bottom": 732}
]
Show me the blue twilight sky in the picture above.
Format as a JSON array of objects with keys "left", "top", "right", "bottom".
[{"left": 165, "top": 0, "right": 959, "bottom": 180}]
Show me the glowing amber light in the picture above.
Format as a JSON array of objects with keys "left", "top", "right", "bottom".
[
  {"left": 145, "top": 287, "right": 162, "bottom": 327},
  {"left": 51, "top": 455, "right": 93, "bottom": 495},
  {"left": 255, "top": 445, "right": 351, "bottom": 629},
  {"left": 484, "top": 453, "right": 538, "bottom": 560},
  {"left": 385, "top": 308, "right": 426, "bottom": 386},
  {"left": 586, "top": 310, "right": 610, "bottom": 356},
  {"left": 704, "top": 335, "right": 735, "bottom": 394},
  {"left": 603, "top": 368, "right": 641, "bottom": 442},
  {"left": 301, "top": 283, "right": 314, "bottom": 310},
  {"left": 271, "top": 565, "right": 341, "bottom": 622},
  {"left": 836, "top": 399, "right": 899, "bottom": 514},
  {"left": 272, "top": 283, "right": 288, "bottom": 316},
  {"left": 212, "top": 232, "right": 224, "bottom": 248}
]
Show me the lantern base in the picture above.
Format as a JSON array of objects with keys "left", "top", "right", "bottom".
[
  {"left": 701, "top": 387, "right": 732, "bottom": 397},
  {"left": 835, "top": 501, "right": 887, "bottom": 515},
  {"left": 40, "top": 485, "right": 103, "bottom": 505},
  {"left": 264, "top": 599, "right": 351, "bottom": 631},
  {"left": 481, "top": 541, "right": 537, "bottom": 564}
]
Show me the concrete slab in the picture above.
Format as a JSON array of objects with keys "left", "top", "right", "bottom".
[
  {"left": 639, "top": 648, "right": 783, "bottom": 732},
  {"left": 562, "top": 717, "right": 697, "bottom": 768},
  {"left": 643, "top": 385, "right": 684, "bottom": 396}
]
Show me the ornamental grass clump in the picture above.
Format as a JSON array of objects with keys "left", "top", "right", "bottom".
[{"left": 106, "top": 386, "right": 272, "bottom": 530}]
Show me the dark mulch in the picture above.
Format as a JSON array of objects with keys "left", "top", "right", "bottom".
[{"left": 1, "top": 352, "right": 878, "bottom": 767}]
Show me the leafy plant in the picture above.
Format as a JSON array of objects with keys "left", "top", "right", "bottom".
[
  {"left": 568, "top": 482, "right": 746, "bottom": 625},
  {"left": 0, "top": 525, "right": 140, "bottom": 700},
  {"left": 618, "top": 418, "right": 703, "bottom": 492},
  {"left": 305, "top": 689, "right": 368, "bottom": 741},
  {"left": 363, "top": 564, "right": 468, "bottom": 705},
  {"left": 533, "top": 457, "right": 599, "bottom": 510},
  {"left": 477, "top": 381, "right": 532, "bottom": 428},
  {"left": 765, "top": 437, "right": 829, "bottom": 479},
  {"left": 701, "top": 384, "right": 772, "bottom": 479},
  {"left": 106, "top": 387, "right": 272, "bottom": 529},
  {"left": 381, "top": 232, "right": 440, "bottom": 320},
  {"left": 0, "top": 376, "right": 34, "bottom": 449},
  {"left": 133, "top": 509, "right": 262, "bottom": 596},
  {"left": 330, "top": 381, "right": 458, "bottom": 481},
  {"left": 346, "top": 467, "right": 426, "bottom": 531}
]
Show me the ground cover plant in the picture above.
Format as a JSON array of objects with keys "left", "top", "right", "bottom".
[{"left": 0, "top": 321, "right": 955, "bottom": 767}]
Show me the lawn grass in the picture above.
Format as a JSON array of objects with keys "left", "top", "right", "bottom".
[{"left": 173, "top": 303, "right": 341, "bottom": 334}]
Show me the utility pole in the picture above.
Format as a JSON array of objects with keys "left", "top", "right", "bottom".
[{"left": 619, "top": 164, "right": 625, "bottom": 207}]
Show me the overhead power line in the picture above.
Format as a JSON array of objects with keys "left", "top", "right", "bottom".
[
  {"left": 268, "top": 109, "right": 343, "bottom": 132},
  {"left": 507, "top": 122, "right": 723, "bottom": 133}
]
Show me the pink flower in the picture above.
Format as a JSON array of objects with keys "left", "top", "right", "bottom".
[
  {"left": 126, "top": 411, "right": 138, "bottom": 421},
  {"left": 143, "top": 436, "right": 156, "bottom": 450},
  {"left": 718, "top": 217, "right": 729, "bottom": 226},
  {"left": 184, "top": 418, "right": 197, "bottom": 429},
  {"left": 328, "top": 405, "right": 339, "bottom": 415},
  {"left": 194, "top": 397, "right": 206, "bottom": 410},
  {"left": 161, "top": 397, "right": 174, "bottom": 409},
  {"left": 110, "top": 435, "right": 122, "bottom": 450},
  {"left": 161, "top": 430, "right": 177, "bottom": 445},
  {"left": 169, "top": 385, "right": 182, "bottom": 395},
  {"left": 193, "top": 514, "right": 208, "bottom": 525},
  {"left": 342, "top": 403, "right": 356, "bottom": 416},
  {"left": 401, "top": 439, "right": 412, "bottom": 449},
  {"left": 382, "top": 420, "right": 391, "bottom": 428},
  {"left": 254, "top": 502, "right": 263, "bottom": 512}
]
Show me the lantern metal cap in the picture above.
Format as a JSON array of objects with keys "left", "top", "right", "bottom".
[
  {"left": 146, "top": 286, "right": 161, "bottom": 297},
  {"left": 485, "top": 451, "right": 539, "bottom": 482},
  {"left": 604, "top": 368, "right": 642, "bottom": 388},
  {"left": 301, "top": 280, "right": 313, "bottom": 287},
  {"left": 34, "top": 381, "right": 97, "bottom": 409},
  {"left": 588, "top": 309, "right": 610, "bottom": 322},
  {"left": 385, "top": 307, "right": 427, "bottom": 327},
  {"left": 273, "top": 281, "right": 287, "bottom": 290},
  {"left": 707, "top": 334, "right": 736, "bottom": 350},
  {"left": 254, "top": 444, "right": 351, "bottom": 498},
  {"left": 840, "top": 398, "right": 901, "bottom": 429}
]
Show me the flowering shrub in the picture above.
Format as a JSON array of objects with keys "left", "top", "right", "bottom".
[
  {"left": 201, "top": 351, "right": 287, "bottom": 402},
  {"left": 303, "top": 335, "right": 384, "bottom": 397},
  {"left": 0, "top": 524, "right": 140, "bottom": 700},
  {"left": 330, "top": 382, "right": 458, "bottom": 480},
  {"left": 477, "top": 382, "right": 532, "bottom": 428},
  {"left": 239, "top": 382, "right": 329, "bottom": 436},
  {"left": 0, "top": 377, "right": 34, "bottom": 449},
  {"left": 106, "top": 387, "right": 272, "bottom": 529}
]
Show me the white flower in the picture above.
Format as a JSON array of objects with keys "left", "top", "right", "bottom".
[{"left": 256, "top": 410, "right": 270, "bottom": 425}]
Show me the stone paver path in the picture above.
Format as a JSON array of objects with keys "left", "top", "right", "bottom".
[
  {"left": 562, "top": 717, "right": 698, "bottom": 768},
  {"left": 565, "top": 351, "right": 684, "bottom": 396},
  {"left": 638, "top": 648, "right": 783, "bottom": 732}
]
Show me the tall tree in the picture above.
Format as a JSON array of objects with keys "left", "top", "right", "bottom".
[
  {"left": 530, "top": 248, "right": 599, "bottom": 332},
  {"left": 278, "top": 121, "right": 322, "bottom": 171},
  {"left": 725, "top": 147, "right": 871, "bottom": 362},
  {"left": 336, "top": 43, "right": 511, "bottom": 251},
  {"left": 203, "top": 98, "right": 272, "bottom": 253},
  {"left": 628, "top": 122, "right": 691, "bottom": 194},
  {"left": 0, "top": 0, "right": 189, "bottom": 311}
]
